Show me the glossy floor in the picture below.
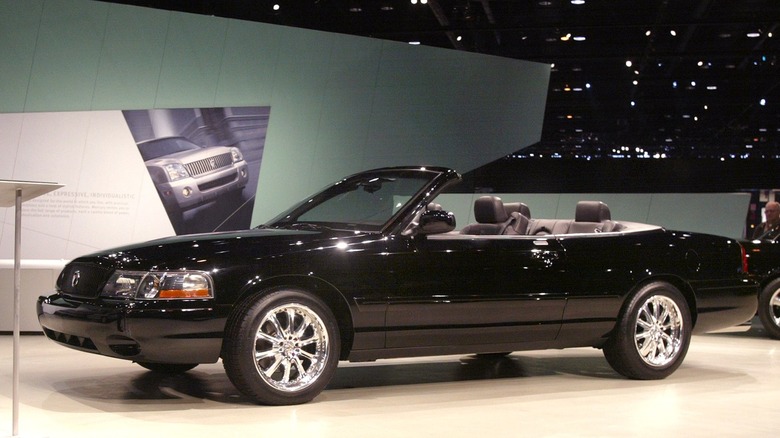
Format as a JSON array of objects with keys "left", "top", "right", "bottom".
[{"left": 2, "top": 320, "right": 779, "bottom": 438}]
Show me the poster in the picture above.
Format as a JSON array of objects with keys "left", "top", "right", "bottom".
[{"left": 0, "top": 107, "right": 268, "bottom": 262}]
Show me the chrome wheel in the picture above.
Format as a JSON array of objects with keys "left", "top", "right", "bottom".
[
  {"left": 254, "top": 303, "right": 331, "bottom": 392},
  {"left": 758, "top": 279, "right": 780, "bottom": 340},
  {"left": 223, "top": 289, "right": 340, "bottom": 405},
  {"left": 604, "top": 281, "right": 691, "bottom": 380},
  {"left": 633, "top": 295, "right": 684, "bottom": 367},
  {"left": 768, "top": 289, "right": 780, "bottom": 328}
]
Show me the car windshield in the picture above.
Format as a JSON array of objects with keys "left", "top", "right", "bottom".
[
  {"left": 267, "top": 170, "right": 439, "bottom": 232},
  {"left": 138, "top": 137, "right": 201, "bottom": 161}
]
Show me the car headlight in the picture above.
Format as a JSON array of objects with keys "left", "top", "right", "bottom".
[
  {"left": 164, "top": 163, "right": 189, "bottom": 181},
  {"left": 230, "top": 147, "right": 244, "bottom": 163},
  {"left": 101, "top": 271, "right": 214, "bottom": 300}
]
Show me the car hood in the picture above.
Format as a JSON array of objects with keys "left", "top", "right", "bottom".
[{"left": 70, "top": 227, "right": 366, "bottom": 271}]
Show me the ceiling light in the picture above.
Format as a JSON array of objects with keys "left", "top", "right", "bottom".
[
  {"left": 273, "top": 4, "right": 280, "bottom": 11},
  {"left": 625, "top": 60, "right": 633, "bottom": 67},
  {"left": 747, "top": 31, "right": 761, "bottom": 38},
  {"left": 573, "top": 36, "right": 586, "bottom": 41},
  {"left": 760, "top": 98, "right": 767, "bottom": 106},
  {"left": 571, "top": 0, "right": 585, "bottom": 4},
  {"left": 707, "top": 86, "right": 717, "bottom": 90},
  {"left": 670, "top": 30, "right": 677, "bottom": 36},
  {"left": 645, "top": 30, "right": 652, "bottom": 37},
  {"left": 561, "top": 33, "right": 572, "bottom": 41}
]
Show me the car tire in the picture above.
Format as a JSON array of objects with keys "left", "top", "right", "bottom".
[
  {"left": 758, "top": 278, "right": 780, "bottom": 340},
  {"left": 222, "top": 288, "right": 340, "bottom": 405},
  {"left": 603, "top": 281, "right": 691, "bottom": 380},
  {"left": 136, "top": 362, "right": 198, "bottom": 373}
]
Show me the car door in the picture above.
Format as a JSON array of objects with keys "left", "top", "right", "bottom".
[{"left": 383, "top": 234, "right": 569, "bottom": 349}]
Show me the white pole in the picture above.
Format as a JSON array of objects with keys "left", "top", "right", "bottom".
[{"left": 12, "top": 188, "right": 21, "bottom": 436}]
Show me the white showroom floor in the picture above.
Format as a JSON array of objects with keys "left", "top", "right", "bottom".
[{"left": 2, "top": 319, "right": 779, "bottom": 438}]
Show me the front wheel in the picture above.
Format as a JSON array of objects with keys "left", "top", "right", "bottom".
[
  {"left": 758, "top": 278, "right": 780, "bottom": 340},
  {"left": 604, "top": 281, "right": 692, "bottom": 380},
  {"left": 222, "top": 289, "right": 341, "bottom": 405}
]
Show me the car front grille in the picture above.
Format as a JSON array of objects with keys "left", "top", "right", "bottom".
[
  {"left": 185, "top": 153, "right": 233, "bottom": 176},
  {"left": 57, "top": 263, "right": 113, "bottom": 299}
]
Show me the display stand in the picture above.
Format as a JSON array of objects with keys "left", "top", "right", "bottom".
[{"left": 1, "top": 181, "right": 63, "bottom": 438}]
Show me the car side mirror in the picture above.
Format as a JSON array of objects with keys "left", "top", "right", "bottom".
[{"left": 418, "top": 210, "right": 456, "bottom": 235}]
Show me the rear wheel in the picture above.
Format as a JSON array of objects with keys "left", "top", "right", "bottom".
[
  {"left": 604, "top": 281, "right": 691, "bottom": 380},
  {"left": 222, "top": 289, "right": 340, "bottom": 405},
  {"left": 758, "top": 279, "right": 780, "bottom": 340}
]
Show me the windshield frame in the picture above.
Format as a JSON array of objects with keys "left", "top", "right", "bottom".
[{"left": 265, "top": 166, "right": 460, "bottom": 234}]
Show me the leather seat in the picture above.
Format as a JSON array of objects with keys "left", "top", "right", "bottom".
[
  {"left": 460, "top": 196, "right": 523, "bottom": 235},
  {"left": 569, "top": 201, "right": 612, "bottom": 233},
  {"left": 504, "top": 202, "right": 531, "bottom": 219}
]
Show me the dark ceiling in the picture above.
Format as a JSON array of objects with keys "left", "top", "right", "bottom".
[{"left": 98, "top": 0, "right": 778, "bottom": 162}]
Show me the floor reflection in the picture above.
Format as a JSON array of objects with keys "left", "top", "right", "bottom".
[
  {"left": 327, "top": 353, "right": 616, "bottom": 390},
  {"left": 43, "top": 351, "right": 618, "bottom": 409}
]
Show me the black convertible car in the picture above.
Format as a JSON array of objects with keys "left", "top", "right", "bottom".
[{"left": 38, "top": 166, "right": 757, "bottom": 405}]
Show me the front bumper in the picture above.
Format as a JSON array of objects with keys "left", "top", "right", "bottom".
[
  {"left": 37, "top": 294, "right": 227, "bottom": 364},
  {"left": 158, "top": 161, "right": 249, "bottom": 212}
]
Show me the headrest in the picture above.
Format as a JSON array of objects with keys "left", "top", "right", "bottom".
[
  {"left": 427, "top": 203, "right": 442, "bottom": 211},
  {"left": 575, "top": 201, "right": 611, "bottom": 222},
  {"left": 474, "top": 196, "right": 509, "bottom": 224},
  {"left": 504, "top": 202, "right": 531, "bottom": 219}
]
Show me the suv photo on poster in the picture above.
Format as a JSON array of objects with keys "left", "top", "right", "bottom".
[{"left": 123, "top": 107, "right": 268, "bottom": 235}]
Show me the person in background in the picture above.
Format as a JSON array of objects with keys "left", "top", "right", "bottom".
[{"left": 752, "top": 201, "right": 780, "bottom": 240}]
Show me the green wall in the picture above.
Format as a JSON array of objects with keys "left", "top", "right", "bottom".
[{"left": 0, "top": 0, "right": 550, "bottom": 224}]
